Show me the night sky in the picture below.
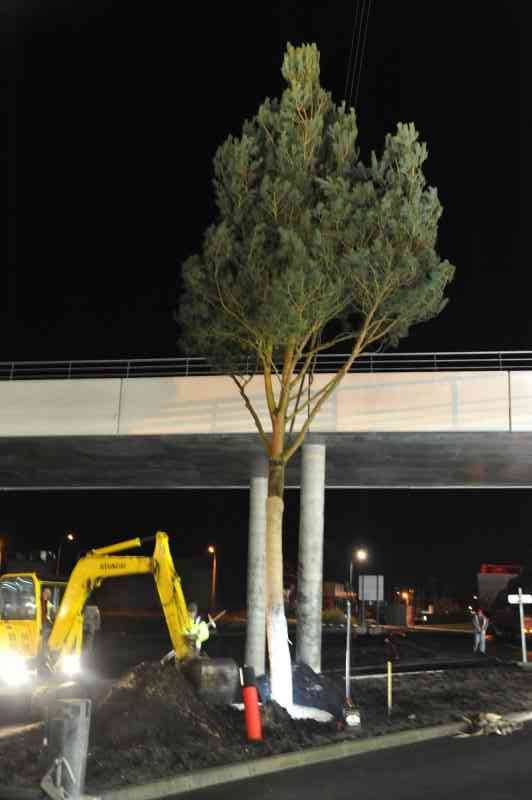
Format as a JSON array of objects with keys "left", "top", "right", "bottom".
[{"left": 3, "top": 2, "right": 529, "bottom": 605}]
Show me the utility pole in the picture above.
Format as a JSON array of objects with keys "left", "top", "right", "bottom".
[{"left": 208, "top": 545, "right": 217, "bottom": 611}]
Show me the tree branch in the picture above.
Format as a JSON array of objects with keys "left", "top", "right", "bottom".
[
  {"left": 288, "top": 328, "right": 320, "bottom": 390},
  {"left": 262, "top": 344, "right": 277, "bottom": 421},
  {"left": 231, "top": 375, "right": 270, "bottom": 450},
  {"left": 214, "top": 268, "right": 260, "bottom": 343},
  {"left": 286, "top": 372, "right": 338, "bottom": 422},
  {"left": 277, "top": 341, "right": 296, "bottom": 421},
  {"left": 283, "top": 299, "right": 382, "bottom": 460},
  {"left": 288, "top": 332, "right": 319, "bottom": 433},
  {"left": 365, "top": 317, "right": 401, "bottom": 346}
]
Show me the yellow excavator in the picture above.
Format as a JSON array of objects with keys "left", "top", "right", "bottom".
[{"left": 0, "top": 531, "right": 191, "bottom": 691}]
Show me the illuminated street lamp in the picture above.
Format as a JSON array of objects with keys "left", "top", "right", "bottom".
[
  {"left": 349, "top": 547, "right": 368, "bottom": 584},
  {"left": 349, "top": 547, "right": 368, "bottom": 590},
  {"left": 349, "top": 547, "right": 369, "bottom": 622},
  {"left": 56, "top": 532, "right": 75, "bottom": 576},
  {"left": 207, "top": 545, "right": 217, "bottom": 611},
  {"left": 401, "top": 590, "right": 412, "bottom": 626}
]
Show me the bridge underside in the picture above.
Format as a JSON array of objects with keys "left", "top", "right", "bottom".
[{"left": 1, "top": 432, "right": 532, "bottom": 489}]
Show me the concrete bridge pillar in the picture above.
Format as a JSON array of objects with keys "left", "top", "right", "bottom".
[
  {"left": 296, "top": 442, "right": 326, "bottom": 673},
  {"left": 245, "top": 454, "right": 268, "bottom": 676}
]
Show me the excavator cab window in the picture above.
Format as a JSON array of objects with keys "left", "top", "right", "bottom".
[
  {"left": 0, "top": 576, "right": 37, "bottom": 621},
  {"left": 40, "top": 583, "right": 65, "bottom": 624}
]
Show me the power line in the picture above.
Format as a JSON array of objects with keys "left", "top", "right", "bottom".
[
  {"left": 344, "top": 1, "right": 364, "bottom": 103},
  {"left": 347, "top": 0, "right": 368, "bottom": 107},
  {"left": 344, "top": 0, "right": 373, "bottom": 112},
  {"left": 352, "top": 0, "right": 373, "bottom": 111}
]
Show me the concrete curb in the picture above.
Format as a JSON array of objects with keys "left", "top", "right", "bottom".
[{"left": 101, "top": 711, "right": 532, "bottom": 800}]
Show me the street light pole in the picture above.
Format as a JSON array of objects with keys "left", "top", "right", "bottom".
[
  {"left": 345, "top": 599, "right": 352, "bottom": 702},
  {"left": 349, "top": 547, "right": 368, "bottom": 622},
  {"left": 208, "top": 545, "right": 217, "bottom": 611},
  {"left": 402, "top": 591, "right": 410, "bottom": 627},
  {"left": 345, "top": 546, "right": 367, "bottom": 710},
  {"left": 56, "top": 532, "right": 75, "bottom": 576}
]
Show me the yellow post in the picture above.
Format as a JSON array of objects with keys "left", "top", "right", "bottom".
[{"left": 387, "top": 660, "right": 392, "bottom": 716}]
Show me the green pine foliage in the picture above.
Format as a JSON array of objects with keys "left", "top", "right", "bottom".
[{"left": 179, "top": 41, "right": 455, "bottom": 403}]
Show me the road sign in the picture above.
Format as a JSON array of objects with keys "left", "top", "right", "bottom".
[
  {"left": 507, "top": 588, "right": 531, "bottom": 665},
  {"left": 508, "top": 594, "right": 532, "bottom": 604},
  {"left": 359, "top": 575, "right": 384, "bottom": 602}
]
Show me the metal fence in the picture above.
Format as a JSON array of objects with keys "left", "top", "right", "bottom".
[{"left": 2, "top": 351, "right": 532, "bottom": 381}]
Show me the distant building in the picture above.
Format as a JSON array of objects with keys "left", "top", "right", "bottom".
[
  {"left": 477, "top": 563, "right": 522, "bottom": 610},
  {"left": 323, "top": 581, "right": 351, "bottom": 609},
  {"left": 1, "top": 549, "right": 57, "bottom": 578}
]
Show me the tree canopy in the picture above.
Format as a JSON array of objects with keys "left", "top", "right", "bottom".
[{"left": 179, "top": 42, "right": 455, "bottom": 396}]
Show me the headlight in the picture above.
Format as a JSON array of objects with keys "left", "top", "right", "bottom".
[
  {"left": 60, "top": 653, "right": 81, "bottom": 677},
  {"left": 0, "top": 652, "right": 32, "bottom": 688}
]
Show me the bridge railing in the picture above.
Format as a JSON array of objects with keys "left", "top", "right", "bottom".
[{"left": 2, "top": 351, "right": 532, "bottom": 380}]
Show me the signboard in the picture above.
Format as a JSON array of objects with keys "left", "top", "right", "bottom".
[
  {"left": 359, "top": 574, "right": 384, "bottom": 602},
  {"left": 508, "top": 594, "right": 532, "bottom": 604},
  {"left": 507, "top": 588, "right": 531, "bottom": 665}
]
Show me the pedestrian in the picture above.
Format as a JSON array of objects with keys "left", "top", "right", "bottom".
[
  {"left": 184, "top": 602, "right": 210, "bottom": 655},
  {"left": 472, "top": 607, "right": 489, "bottom": 655},
  {"left": 384, "top": 633, "right": 399, "bottom": 662},
  {"left": 384, "top": 630, "right": 405, "bottom": 662}
]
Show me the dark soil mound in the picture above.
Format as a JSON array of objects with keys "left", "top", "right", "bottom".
[
  {"left": 88, "top": 660, "right": 338, "bottom": 791},
  {"left": 94, "top": 660, "right": 238, "bottom": 748},
  {"left": 89, "top": 660, "right": 246, "bottom": 786}
]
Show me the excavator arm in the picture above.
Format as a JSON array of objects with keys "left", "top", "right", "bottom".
[
  {"left": 152, "top": 532, "right": 190, "bottom": 660},
  {"left": 47, "top": 531, "right": 191, "bottom": 670}
]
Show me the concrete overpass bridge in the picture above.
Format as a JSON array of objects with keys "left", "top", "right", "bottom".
[{"left": 1, "top": 351, "right": 532, "bottom": 490}]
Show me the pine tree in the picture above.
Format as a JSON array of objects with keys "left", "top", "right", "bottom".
[{"left": 178, "top": 43, "right": 455, "bottom": 706}]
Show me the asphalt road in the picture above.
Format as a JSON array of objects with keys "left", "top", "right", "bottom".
[
  {"left": 94, "top": 624, "right": 528, "bottom": 679},
  {"left": 181, "top": 722, "right": 532, "bottom": 800},
  {"left": 1, "top": 625, "right": 526, "bottom": 732}
]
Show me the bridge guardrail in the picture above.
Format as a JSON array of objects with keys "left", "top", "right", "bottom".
[{"left": 2, "top": 351, "right": 532, "bottom": 380}]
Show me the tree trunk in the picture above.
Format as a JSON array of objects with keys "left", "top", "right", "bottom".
[{"left": 265, "top": 457, "right": 293, "bottom": 708}]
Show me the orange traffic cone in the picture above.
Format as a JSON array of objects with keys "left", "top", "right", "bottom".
[{"left": 241, "top": 665, "right": 263, "bottom": 741}]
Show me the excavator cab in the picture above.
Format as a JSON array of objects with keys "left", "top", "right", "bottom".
[
  {"left": 0, "top": 574, "right": 68, "bottom": 687},
  {"left": 0, "top": 573, "right": 41, "bottom": 687}
]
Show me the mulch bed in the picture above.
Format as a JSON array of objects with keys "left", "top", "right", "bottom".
[{"left": 1, "top": 661, "right": 531, "bottom": 795}]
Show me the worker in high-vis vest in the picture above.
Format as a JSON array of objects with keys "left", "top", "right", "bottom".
[
  {"left": 185, "top": 602, "right": 210, "bottom": 654},
  {"left": 41, "top": 587, "right": 55, "bottom": 647}
]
